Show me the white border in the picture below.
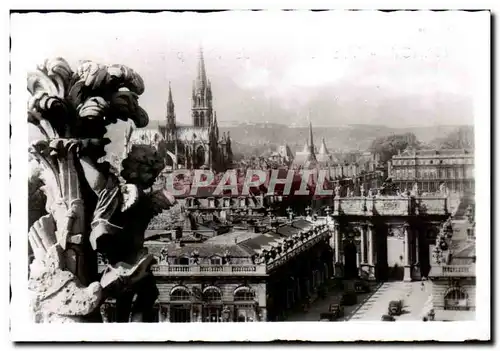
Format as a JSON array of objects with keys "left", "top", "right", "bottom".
[{"left": 7, "top": 5, "right": 492, "bottom": 343}]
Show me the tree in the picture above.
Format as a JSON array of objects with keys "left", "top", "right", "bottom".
[
  {"left": 369, "top": 132, "right": 421, "bottom": 163},
  {"left": 437, "top": 126, "right": 474, "bottom": 149}
]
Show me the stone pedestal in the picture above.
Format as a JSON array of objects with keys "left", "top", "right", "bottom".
[
  {"left": 403, "top": 265, "right": 412, "bottom": 282},
  {"left": 412, "top": 265, "right": 422, "bottom": 281},
  {"left": 360, "top": 264, "right": 376, "bottom": 281},
  {"left": 334, "top": 262, "right": 343, "bottom": 278}
]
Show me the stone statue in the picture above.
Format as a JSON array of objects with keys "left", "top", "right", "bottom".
[
  {"left": 334, "top": 184, "right": 341, "bottom": 197},
  {"left": 411, "top": 182, "right": 419, "bottom": 196},
  {"left": 367, "top": 188, "right": 373, "bottom": 197},
  {"left": 27, "top": 58, "right": 175, "bottom": 323},
  {"left": 439, "top": 182, "right": 448, "bottom": 196}
]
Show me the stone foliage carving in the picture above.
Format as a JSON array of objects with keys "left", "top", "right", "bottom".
[{"left": 27, "top": 58, "right": 173, "bottom": 323}]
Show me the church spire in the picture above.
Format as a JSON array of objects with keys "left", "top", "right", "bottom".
[
  {"left": 308, "top": 120, "right": 314, "bottom": 152},
  {"left": 196, "top": 46, "right": 207, "bottom": 92},
  {"left": 166, "top": 81, "right": 176, "bottom": 132},
  {"left": 167, "top": 81, "right": 175, "bottom": 114},
  {"left": 305, "top": 116, "right": 317, "bottom": 165},
  {"left": 319, "top": 138, "right": 329, "bottom": 155}
]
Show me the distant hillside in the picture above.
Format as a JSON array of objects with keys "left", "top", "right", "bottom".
[
  {"left": 219, "top": 123, "right": 469, "bottom": 157},
  {"left": 91, "top": 121, "right": 472, "bottom": 160}
]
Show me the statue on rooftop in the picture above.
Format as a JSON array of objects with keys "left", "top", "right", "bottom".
[
  {"left": 334, "top": 183, "right": 341, "bottom": 198},
  {"left": 27, "top": 58, "right": 175, "bottom": 323},
  {"left": 411, "top": 182, "right": 419, "bottom": 197}
]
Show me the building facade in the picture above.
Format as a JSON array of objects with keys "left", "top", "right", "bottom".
[
  {"left": 428, "top": 202, "right": 476, "bottom": 321},
  {"left": 388, "top": 149, "right": 474, "bottom": 195},
  {"left": 100, "top": 218, "right": 333, "bottom": 322},
  {"left": 125, "top": 48, "right": 233, "bottom": 171}
]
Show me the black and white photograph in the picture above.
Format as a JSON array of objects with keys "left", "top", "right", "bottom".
[{"left": 9, "top": 7, "right": 491, "bottom": 342}]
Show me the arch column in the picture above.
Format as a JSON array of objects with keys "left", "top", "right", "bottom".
[
  {"left": 360, "top": 225, "right": 366, "bottom": 264},
  {"left": 334, "top": 223, "right": 342, "bottom": 277},
  {"left": 403, "top": 224, "right": 412, "bottom": 281},
  {"left": 361, "top": 224, "right": 375, "bottom": 280}
]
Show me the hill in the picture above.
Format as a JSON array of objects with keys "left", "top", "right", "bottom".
[{"left": 36, "top": 121, "right": 470, "bottom": 160}]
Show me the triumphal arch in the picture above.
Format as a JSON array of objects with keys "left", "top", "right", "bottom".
[{"left": 328, "top": 196, "right": 450, "bottom": 281}]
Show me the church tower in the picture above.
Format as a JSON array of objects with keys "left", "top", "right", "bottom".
[
  {"left": 192, "top": 47, "right": 213, "bottom": 128},
  {"left": 166, "top": 82, "right": 176, "bottom": 141},
  {"left": 306, "top": 121, "right": 317, "bottom": 162}
]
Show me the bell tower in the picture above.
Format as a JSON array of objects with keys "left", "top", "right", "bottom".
[{"left": 191, "top": 47, "right": 213, "bottom": 128}]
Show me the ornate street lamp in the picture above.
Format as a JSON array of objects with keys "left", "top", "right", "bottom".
[
  {"left": 222, "top": 307, "right": 231, "bottom": 322},
  {"left": 324, "top": 206, "right": 332, "bottom": 217},
  {"left": 305, "top": 206, "right": 312, "bottom": 217}
]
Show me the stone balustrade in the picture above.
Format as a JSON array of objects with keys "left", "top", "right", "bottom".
[
  {"left": 429, "top": 264, "right": 475, "bottom": 277},
  {"left": 98, "top": 264, "right": 267, "bottom": 276},
  {"left": 332, "top": 196, "right": 448, "bottom": 216}
]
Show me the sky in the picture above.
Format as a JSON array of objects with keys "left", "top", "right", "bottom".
[{"left": 14, "top": 11, "right": 486, "bottom": 128}]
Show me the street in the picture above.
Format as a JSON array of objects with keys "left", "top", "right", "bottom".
[
  {"left": 285, "top": 280, "right": 382, "bottom": 322},
  {"left": 349, "top": 281, "right": 432, "bottom": 321},
  {"left": 285, "top": 280, "right": 432, "bottom": 322}
]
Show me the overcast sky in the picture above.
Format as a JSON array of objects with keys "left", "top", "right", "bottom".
[{"left": 14, "top": 11, "right": 486, "bottom": 128}]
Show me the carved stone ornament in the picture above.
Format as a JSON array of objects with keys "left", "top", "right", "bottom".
[{"left": 27, "top": 58, "right": 174, "bottom": 323}]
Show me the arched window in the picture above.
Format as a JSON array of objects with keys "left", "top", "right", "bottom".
[
  {"left": 234, "top": 286, "right": 256, "bottom": 302},
  {"left": 193, "top": 112, "right": 199, "bottom": 127},
  {"left": 203, "top": 286, "right": 222, "bottom": 303},
  {"left": 170, "top": 286, "right": 191, "bottom": 302},
  {"left": 444, "top": 288, "right": 469, "bottom": 310},
  {"left": 233, "top": 286, "right": 256, "bottom": 322}
]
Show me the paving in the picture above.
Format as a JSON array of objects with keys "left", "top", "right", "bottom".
[
  {"left": 285, "top": 280, "right": 381, "bottom": 322},
  {"left": 347, "top": 281, "right": 431, "bottom": 321}
]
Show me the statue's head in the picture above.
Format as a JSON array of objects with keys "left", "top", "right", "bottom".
[{"left": 121, "top": 145, "right": 165, "bottom": 189}]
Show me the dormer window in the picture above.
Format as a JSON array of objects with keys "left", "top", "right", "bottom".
[
  {"left": 208, "top": 197, "right": 215, "bottom": 208},
  {"left": 210, "top": 256, "right": 222, "bottom": 265},
  {"left": 175, "top": 256, "right": 190, "bottom": 265}
]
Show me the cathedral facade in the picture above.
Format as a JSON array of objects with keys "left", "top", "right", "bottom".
[{"left": 126, "top": 48, "right": 233, "bottom": 171}]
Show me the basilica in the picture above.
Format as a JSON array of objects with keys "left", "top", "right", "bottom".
[{"left": 125, "top": 48, "right": 233, "bottom": 171}]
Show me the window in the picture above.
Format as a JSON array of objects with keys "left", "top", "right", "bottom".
[
  {"left": 234, "top": 287, "right": 256, "bottom": 322},
  {"left": 234, "top": 287, "right": 256, "bottom": 302},
  {"left": 203, "top": 287, "right": 222, "bottom": 303},
  {"left": 444, "top": 288, "right": 469, "bottom": 311},
  {"left": 170, "top": 286, "right": 191, "bottom": 302},
  {"left": 210, "top": 256, "right": 222, "bottom": 265},
  {"left": 202, "top": 287, "right": 223, "bottom": 322}
]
